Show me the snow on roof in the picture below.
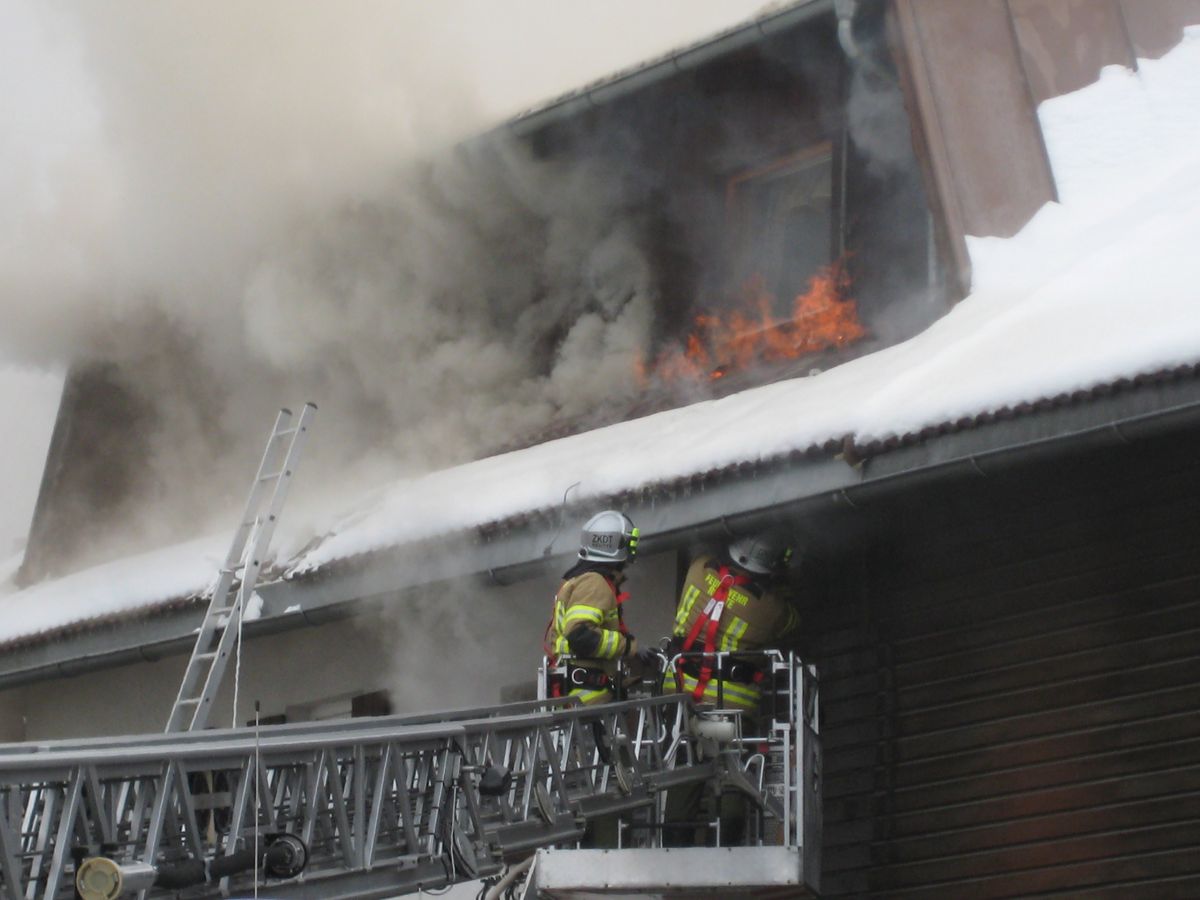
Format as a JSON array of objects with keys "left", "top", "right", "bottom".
[
  {"left": 2, "top": 28, "right": 1199, "bottom": 649},
  {"left": 0, "top": 535, "right": 224, "bottom": 646}
]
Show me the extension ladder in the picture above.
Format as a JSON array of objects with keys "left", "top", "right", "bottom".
[{"left": 164, "top": 404, "right": 317, "bottom": 733}]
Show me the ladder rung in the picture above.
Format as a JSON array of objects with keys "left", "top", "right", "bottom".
[
  {"left": 177, "top": 698, "right": 200, "bottom": 706},
  {"left": 257, "top": 470, "right": 288, "bottom": 482},
  {"left": 194, "top": 652, "right": 217, "bottom": 661}
]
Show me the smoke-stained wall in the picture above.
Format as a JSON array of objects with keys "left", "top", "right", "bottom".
[
  {"left": 14, "top": 3, "right": 944, "bottom": 583},
  {"left": 10, "top": 549, "right": 680, "bottom": 740}
]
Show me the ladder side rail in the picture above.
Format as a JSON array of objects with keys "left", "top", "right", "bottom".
[
  {"left": 322, "top": 748, "right": 357, "bottom": 868},
  {"left": 447, "top": 746, "right": 490, "bottom": 878},
  {"left": 221, "top": 407, "right": 295, "bottom": 573},
  {"left": 164, "top": 407, "right": 292, "bottom": 734},
  {"left": 168, "top": 404, "right": 316, "bottom": 733},
  {"left": 425, "top": 747, "right": 455, "bottom": 862},
  {"left": 223, "top": 757, "right": 256, "bottom": 860},
  {"left": 168, "top": 762, "right": 204, "bottom": 861},
  {"left": 140, "top": 762, "right": 175, "bottom": 874},
  {"left": 303, "top": 750, "right": 334, "bottom": 866},
  {"left": 39, "top": 768, "right": 82, "bottom": 900},
  {"left": 125, "top": 778, "right": 150, "bottom": 863},
  {"left": 514, "top": 731, "right": 539, "bottom": 824},
  {"left": 215, "top": 760, "right": 254, "bottom": 898},
  {"left": 351, "top": 745, "right": 366, "bottom": 870},
  {"left": 394, "top": 749, "right": 422, "bottom": 861},
  {"left": 229, "top": 401, "right": 315, "bottom": 605},
  {"left": 24, "top": 785, "right": 57, "bottom": 900},
  {"left": 799, "top": 659, "right": 823, "bottom": 893},
  {"left": 181, "top": 405, "right": 317, "bottom": 734},
  {"left": 362, "top": 743, "right": 392, "bottom": 870},
  {"left": 0, "top": 793, "right": 23, "bottom": 900},
  {"left": 298, "top": 760, "right": 317, "bottom": 839},
  {"left": 16, "top": 788, "right": 34, "bottom": 856},
  {"left": 164, "top": 585, "right": 231, "bottom": 732},
  {"left": 111, "top": 781, "right": 133, "bottom": 851},
  {"left": 224, "top": 400, "right": 316, "bottom": 626},
  {"left": 409, "top": 753, "right": 435, "bottom": 858},
  {"left": 81, "top": 766, "right": 113, "bottom": 849}
]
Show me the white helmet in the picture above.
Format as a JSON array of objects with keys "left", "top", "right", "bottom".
[
  {"left": 728, "top": 531, "right": 793, "bottom": 575},
  {"left": 579, "top": 510, "right": 639, "bottom": 563}
]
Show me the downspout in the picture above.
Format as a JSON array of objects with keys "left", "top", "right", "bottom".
[{"left": 835, "top": 0, "right": 862, "bottom": 61}]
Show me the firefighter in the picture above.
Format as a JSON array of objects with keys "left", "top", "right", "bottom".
[
  {"left": 669, "top": 530, "right": 800, "bottom": 716},
  {"left": 546, "top": 509, "right": 652, "bottom": 704}
]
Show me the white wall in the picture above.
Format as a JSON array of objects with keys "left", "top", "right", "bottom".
[{"left": 2, "top": 548, "right": 680, "bottom": 740}]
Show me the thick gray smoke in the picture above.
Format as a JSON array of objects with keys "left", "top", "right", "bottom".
[{"left": 0, "top": 1, "right": 765, "bottom": 567}]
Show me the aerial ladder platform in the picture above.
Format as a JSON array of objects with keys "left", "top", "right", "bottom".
[
  {"left": 0, "top": 654, "right": 820, "bottom": 899},
  {"left": 1, "top": 406, "right": 820, "bottom": 898}
]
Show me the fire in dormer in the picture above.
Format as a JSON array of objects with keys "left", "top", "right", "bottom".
[{"left": 640, "top": 260, "right": 866, "bottom": 386}]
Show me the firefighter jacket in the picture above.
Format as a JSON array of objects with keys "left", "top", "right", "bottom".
[
  {"left": 550, "top": 563, "right": 632, "bottom": 705},
  {"left": 671, "top": 554, "right": 799, "bottom": 711}
]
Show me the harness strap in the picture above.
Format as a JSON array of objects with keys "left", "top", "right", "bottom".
[{"left": 678, "top": 566, "right": 751, "bottom": 702}]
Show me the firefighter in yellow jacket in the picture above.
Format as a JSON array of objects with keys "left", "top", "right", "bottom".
[
  {"left": 547, "top": 510, "right": 652, "bottom": 705},
  {"left": 670, "top": 530, "right": 800, "bottom": 714}
]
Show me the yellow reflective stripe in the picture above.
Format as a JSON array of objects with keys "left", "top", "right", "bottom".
[
  {"left": 562, "top": 604, "right": 604, "bottom": 627},
  {"left": 674, "top": 585, "right": 701, "bottom": 634},
  {"left": 570, "top": 687, "right": 611, "bottom": 705},
  {"left": 597, "top": 630, "right": 622, "bottom": 658},
  {"left": 784, "top": 606, "right": 799, "bottom": 634},
  {"left": 678, "top": 673, "right": 760, "bottom": 710},
  {"left": 720, "top": 617, "right": 748, "bottom": 652}
]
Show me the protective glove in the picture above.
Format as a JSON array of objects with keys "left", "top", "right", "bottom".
[{"left": 635, "top": 647, "right": 661, "bottom": 670}]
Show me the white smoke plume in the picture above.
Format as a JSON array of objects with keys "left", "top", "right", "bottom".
[{"left": 0, "top": 0, "right": 766, "bottom": 569}]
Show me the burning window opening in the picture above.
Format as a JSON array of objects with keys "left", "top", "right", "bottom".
[
  {"left": 633, "top": 141, "right": 863, "bottom": 389},
  {"left": 638, "top": 260, "right": 867, "bottom": 388}
]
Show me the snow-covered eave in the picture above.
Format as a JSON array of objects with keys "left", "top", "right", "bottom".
[{"left": 2, "top": 369, "right": 1198, "bottom": 691}]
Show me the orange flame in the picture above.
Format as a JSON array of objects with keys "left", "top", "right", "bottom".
[{"left": 643, "top": 262, "right": 865, "bottom": 385}]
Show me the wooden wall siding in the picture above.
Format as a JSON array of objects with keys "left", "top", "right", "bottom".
[
  {"left": 810, "top": 433, "right": 1200, "bottom": 897},
  {"left": 890, "top": 0, "right": 1057, "bottom": 243},
  {"left": 1119, "top": 0, "right": 1200, "bottom": 58},
  {"left": 1009, "top": 0, "right": 1136, "bottom": 104},
  {"left": 888, "top": 0, "right": 1200, "bottom": 298}
]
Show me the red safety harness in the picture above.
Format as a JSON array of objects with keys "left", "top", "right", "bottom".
[{"left": 677, "top": 565, "right": 753, "bottom": 702}]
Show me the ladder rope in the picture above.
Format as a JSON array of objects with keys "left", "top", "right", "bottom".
[{"left": 232, "top": 598, "right": 243, "bottom": 730}]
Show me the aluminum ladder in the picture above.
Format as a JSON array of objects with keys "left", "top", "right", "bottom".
[{"left": 164, "top": 403, "right": 317, "bottom": 733}]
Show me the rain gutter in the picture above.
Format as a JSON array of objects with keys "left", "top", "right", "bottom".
[
  {"left": 2, "top": 375, "right": 1199, "bottom": 690},
  {"left": 506, "top": 0, "right": 835, "bottom": 139}
]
